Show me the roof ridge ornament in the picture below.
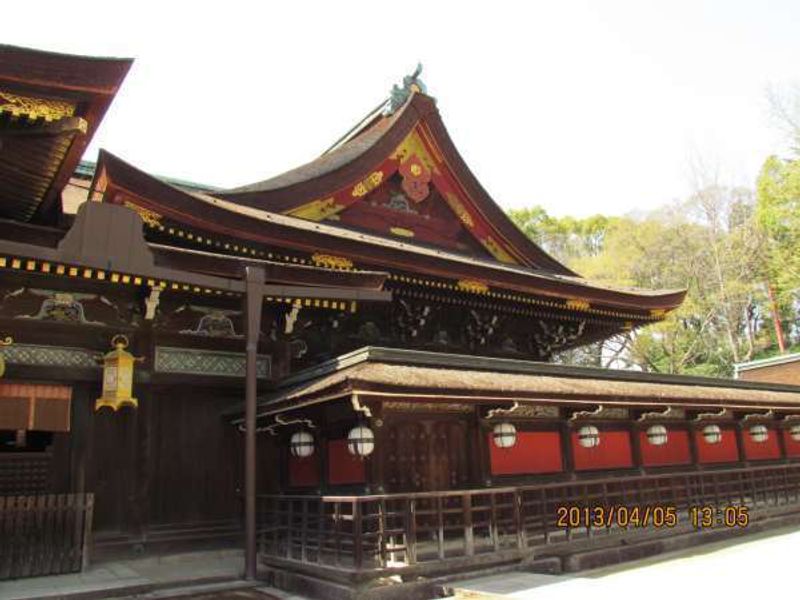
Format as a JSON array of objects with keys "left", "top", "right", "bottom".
[{"left": 384, "top": 62, "right": 429, "bottom": 115}]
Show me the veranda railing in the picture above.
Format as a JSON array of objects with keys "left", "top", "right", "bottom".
[{"left": 257, "top": 462, "right": 800, "bottom": 580}]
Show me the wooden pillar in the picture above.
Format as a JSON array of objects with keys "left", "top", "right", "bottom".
[
  {"left": 687, "top": 423, "right": 700, "bottom": 467},
  {"left": 777, "top": 423, "right": 788, "bottom": 461},
  {"left": 735, "top": 421, "right": 748, "bottom": 464},
  {"left": 131, "top": 324, "right": 154, "bottom": 544},
  {"left": 478, "top": 416, "right": 493, "bottom": 487},
  {"left": 630, "top": 422, "right": 644, "bottom": 474},
  {"left": 243, "top": 266, "right": 264, "bottom": 581},
  {"left": 69, "top": 383, "right": 94, "bottom": 494},
  {"left": 370, "top": 403, "right": 387, "bottom": 494},
  {"left": 318, "top": 424, "right": 329, "bottom": 495},
  {"left": 560, "top": 417, "right": 575, "bottom": 479},
  {"left": 131, "top": 384, "right": 154, "bottom": 544}
]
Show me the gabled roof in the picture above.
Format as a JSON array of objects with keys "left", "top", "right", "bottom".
[
  {"left": 217, "top": 92, "right": 576, "bottom": 275},
  {"left": 93, "top": 149, "right": 686, "bottom": 314},
  {"left": 0, "top": 45, "right": 132, "bottom": 224}
]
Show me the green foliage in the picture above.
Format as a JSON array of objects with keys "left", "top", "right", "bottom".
[
  {"left": 509, "top": 190, "right": 774, "bottom": 377},
  {"left": 756, "top": 155, "right": 800, "bottom": 303},
  {"left": 507, "top": 208, "right": 617, "bottom": 263}
]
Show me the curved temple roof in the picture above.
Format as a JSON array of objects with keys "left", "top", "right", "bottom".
[
  {"left": 216, "top": 92, "right": 575, "bottom": 274},
  {"left": 0, "top": 44, "right": 132, "bottom": 224},
  {"left": 89, "top": 79, "right": 687, "bottom": 320}
]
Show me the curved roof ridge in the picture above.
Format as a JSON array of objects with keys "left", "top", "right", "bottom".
[
  {"left": 222, "top": 94, "right": 413, "bottom": 196},
  {"left": 94, "top": 149, "right": 687, "bottom": 312}
]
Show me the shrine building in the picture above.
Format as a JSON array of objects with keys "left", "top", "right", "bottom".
[{"left": 3, "top": 45, "right": 800, "bottom": 599}]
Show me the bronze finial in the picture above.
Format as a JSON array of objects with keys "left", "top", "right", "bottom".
[{"left": 386, "top": 63, "right": 429, "bottom": 114}]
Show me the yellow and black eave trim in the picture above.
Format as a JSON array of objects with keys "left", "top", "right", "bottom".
[{"left": 0, "top": 255, "right": 357, "bottom": 313}]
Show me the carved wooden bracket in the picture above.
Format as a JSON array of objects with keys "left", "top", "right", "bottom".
[
  {"left": 637, "top": 406, "right": 685, "bottom": 422},
  {"left": 693, "top": 408, "right": 732, "bottom": 422},
  {"left": 570, "top": 404, "right": 628, "bottom": 421},
  {"left": 741, "top": 410, "right": 775, "bottom": 424}
]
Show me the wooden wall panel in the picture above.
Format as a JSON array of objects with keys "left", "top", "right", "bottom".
[
  {"left": 384, "top": 418, "right": 472, "bottom": 492},
  {"left": 32, "top": 398, "right": 71, "bottom": 432},
  {"left": 327, "top": 439, "right": 365, "bottom": 485},
  {"left": 695, "top": 426, "right": 739, "bottom": 464},
  {"left": 91, "top": 407, "right": 134, "bottom": 531},
  {"left": 0, "top": 397, "right": 28, "bottom": 430},
  {"left": 639, "top": 429, "right": 691, "bottom": 467},
  {"left": 147, "top": 389, "right": 240, "bottom": 526},
  {"left": 572, "top": 428, "right": 633, "bottom": 471},
  {"left": 488, "top": 430, "right": 563, "bottom": 475},
  {"left": 784, "top": 430, "right": 800, "bottom": 457},
  {"left": 742, "top": 427, "right": 781, "bottom": 460},
  {"left": 289, "top": 455, "right": 320, "bottom": 488}
]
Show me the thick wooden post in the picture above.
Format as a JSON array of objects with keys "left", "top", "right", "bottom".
[
  {"left": 560, "top": 418, "right": 575, "bottom": 479},
  {"left": 777, "top": 425, "right": 788, "bottom": 460},
  {"left": 69, "top": 384, "right": 93, "bottom": 495},
  {"left": 735, "top": 422, "right": 748, "bottom": 465},
  {"left": 244, "top": 266, "right": 264, "bottom": 580},
  {"left": 630, "top": 423, "right": 644, "bottom": 474},
  {"left": 688, "top": 424, "right": 700, "bottom": 467}
]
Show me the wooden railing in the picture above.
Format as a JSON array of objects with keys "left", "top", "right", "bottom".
[
  {"left": 0, "top": 493, "right": 94, "bottom": 580},
  {"left": 257, "top": 463, "right": 800, "bottom": 579}
]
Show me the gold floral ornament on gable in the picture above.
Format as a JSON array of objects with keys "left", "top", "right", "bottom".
[{"left": 95, "top": 335, "right": 144, "bottom": 412}]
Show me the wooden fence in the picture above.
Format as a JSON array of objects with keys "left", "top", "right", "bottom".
[
  {"left": 0, "top": 493, "right": 94, "bottom": 580},
  {"left": 257, "top": 462, "right": 800, "bottom": 581}
]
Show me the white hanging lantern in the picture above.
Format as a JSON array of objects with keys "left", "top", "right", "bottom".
[
  {"left": 347, "top": 426, "right": 375, "bottom": 457},
  {"left": 790, "top": 424, "right": 800, "bottom": 442},
  {"left": 749, "top": 424, "right": 769, "bottom": 444},
  {"left": 577, "top": 425, "right": 600, "bottom": 448},
  {"left": 646, "top": 425, "right": 668, "bottom": 446},
  {"left": 492, "top": 422, "right": 517, "bottom": 449},
  {"left": 702, "top": 424, "right": 722, "bottom": 444},
  {"left": 289, "top": 431, "right": 315, "bottom": 458}
]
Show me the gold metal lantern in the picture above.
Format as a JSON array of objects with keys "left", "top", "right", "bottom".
[
  {"left": 0, "top": 336, "right": 12, "bottom": 378},
  {"left": 95, "top": 335, "right": 142, "bottom": 411}
]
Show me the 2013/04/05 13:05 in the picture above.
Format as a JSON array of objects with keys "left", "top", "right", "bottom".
[{"left": 555, "top": 505, "right": 749, "bottom": 529}]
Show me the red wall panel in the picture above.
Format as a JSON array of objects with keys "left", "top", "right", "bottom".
[
  {"left": 639, "top": 429, "right": 691, "bottom": 466},
  {"left": 288, "top": 455, "right": 319, "bottom": 488},
  {"left": 742, "top": 427, "right": 781, "bottom": 460},
  {"left": 695, "top": 427, "right": 739, "bottom": 464},
  {"left": 489, "top": 430, "right": 563, "bottom": 475},
  {"left": 784, "top": 430, "right": 800, "bottom": 457},
  {"left": 572, "top": 429, "right": 633, "bottom": 471},
  {"left": 327, "top": 439, "right": 366, "bottom": 485}
]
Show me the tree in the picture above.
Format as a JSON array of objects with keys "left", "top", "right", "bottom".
[
  {"left": 509, "top": 188, "right": 768, "bottom": 376},
  {"left": 756, "top": 155, "right": 800, "bottom": 302}
]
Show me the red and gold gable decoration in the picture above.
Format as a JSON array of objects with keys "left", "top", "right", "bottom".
[
  {"left": 284, "top": 123, "right": 521, "bottom": 265},
  {"left": 398, "top": 155, "right": 431, "bottom": 202}
]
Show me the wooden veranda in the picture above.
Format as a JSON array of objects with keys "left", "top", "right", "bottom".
[{"left": 257, "top": 462, "right": 800, "bottom": 584}]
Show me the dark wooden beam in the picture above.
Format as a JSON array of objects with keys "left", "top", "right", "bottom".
[
  {"left": 0, "top": 202, "right": 391, "bottom": 303},
  {"left": 243, "top": 266, "right": 264, "bottom": 580}
]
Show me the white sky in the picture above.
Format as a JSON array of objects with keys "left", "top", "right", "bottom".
[{"left": 6, "top": 1, "right": 798, "bottom": 217}]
